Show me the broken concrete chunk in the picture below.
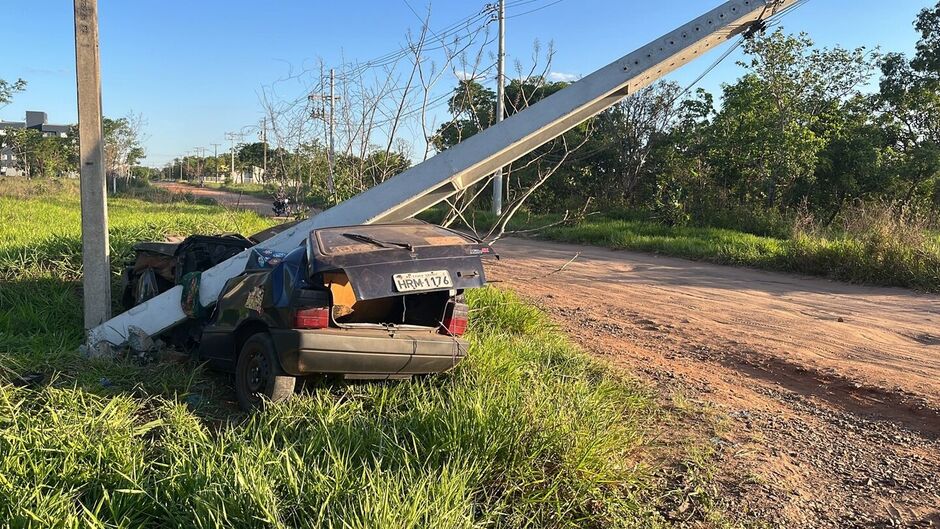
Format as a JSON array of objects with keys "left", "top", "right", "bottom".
[
  {"left": 79, "top": 340, "right": 113, "bottom": 359},
  {"left": 127, "top": 326, "right": 155, "bottom": 353}
]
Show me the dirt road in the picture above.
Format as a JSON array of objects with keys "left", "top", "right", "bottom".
[
  {"left": 154, "top": 181, "right": 273, "bottom": 216},
  {"left": 489, "top": 237, "right": 940, "bottom": 528}
]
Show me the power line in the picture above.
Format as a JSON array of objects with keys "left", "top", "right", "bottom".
[
  {"left": 676, "top": 0, "right": 814, "bottom": 98},
  {"left": 332, "top": 0, "right": 565, "bottom": 82},
  {"left": 333, "top": 6, "right": 494, "bottom": 80},
  {"left": 678, "top": 36, "right": 745, "bottom": 98},
  {"left": 506, "top": 0, "right": 564, "bottom": 19}
]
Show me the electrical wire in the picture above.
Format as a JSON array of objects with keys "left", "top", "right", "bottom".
[
  {"left": 765, "top": 0, "right": 814, "bottom": 27},
  {"left": 506, "top": 0, "right": 565, "bottom": 19},
  {"left": 293, "top": 0, "right": 803, "bottom": 152},
  {"left": 677, "top": 36, "right": 745, "bottom": 98},
  {"left": 676, "top": 0, "right": 814, "bottom": 98},
  {"left": 337, "top": 0, "right": 567, "bottom": 80},
  {"left": 333, "top": 6, "right": 494, "bottom": 80}
]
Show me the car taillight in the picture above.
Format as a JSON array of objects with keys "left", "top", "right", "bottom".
[
  {"left": 441, "top": 302, "right": 468, "bottom": 336},
  {"left": 294, "top": 307, "right": 330, "bottom": 329}
]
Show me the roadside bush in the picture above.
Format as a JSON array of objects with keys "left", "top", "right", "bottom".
[
  {"left": 0, "top": 176, "right": 80, "bottom": 200},
  {"left": 786, "top": 202, "right": 940, "bottom": 289}
]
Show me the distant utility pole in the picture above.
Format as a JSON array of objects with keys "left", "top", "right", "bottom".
[
  {"left": 308, "top": 67, "right": 339, "bottom": 200},
  {"left": 260, "top": 118, "right": 268, "bottom": 181},
  {"left": 73, "top": 0, "right": 111, "bottom": 332},
  {"left": 194, "top": 147, "right": 207, "bottom": 185},
  {"left": 492, "top": 0, "right": 506, "bottom": 215},
  {"left": 328, "top": 68, "right": 336, "bottom": 199},
  {"left": 225, "top": 131, "right": 243, "bottom": 181},
  {"left": 210, "top": 142, "right": 221, "bottom": 181}
]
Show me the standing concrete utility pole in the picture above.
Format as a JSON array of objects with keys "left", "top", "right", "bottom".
[
  {"left": 194, "top": 147, "right": 207, "bottom": 185},
  {"left": 328, "top": 68, "right": 337, "bottom": 200},
  {"left": 210, "top": 142, "right": 221, "bottom": 181},
  {"left": 225, "top": 131, "right": 241, "bottom": 181},
  {"left": 308, "top": 68, "right": 340, "bottom": 200},
  {"left": 260, "top": 118, "right": 268, "bottom": 182},
  {"left": 492, "top": 0, "right": 506, "bottom": 215},
  {"left": 73, "top": 0, "right": 111, "bottom": 331}
]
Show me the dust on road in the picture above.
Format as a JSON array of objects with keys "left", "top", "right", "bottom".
[{"left": 489, "top": 237, "right": 940, "bottom": 528}]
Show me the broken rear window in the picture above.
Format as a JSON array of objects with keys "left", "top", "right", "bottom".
[{"left": 314, "top": 223, "right": 478, "bottom": 256}]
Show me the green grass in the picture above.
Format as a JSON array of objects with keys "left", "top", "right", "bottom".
[
  {"left": 539, "top": 216, "right": 940, "bottom": 292},
  {"left": 0, "top": 288, "right": 670, "bottom": 528},
  {"left": 0, "top": 193, "right": 272, "bottom": 283},
  {"left": 0, "top": 182, "right": 731, "bottom": 527},
  {"left": 542, "top": 219, "right": 788, "bottom": 267}
]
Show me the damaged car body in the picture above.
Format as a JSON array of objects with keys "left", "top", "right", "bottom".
[{"left": 122, "top": 221, "right": 494, "bottom": 409}]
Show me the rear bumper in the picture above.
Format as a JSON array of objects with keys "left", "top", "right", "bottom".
[{"left": 270, "top": 328, "right": 468, "bottom": 377}]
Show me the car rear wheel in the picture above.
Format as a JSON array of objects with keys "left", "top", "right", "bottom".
[{"left": 235, "top": 333, "right": 296, "bottom": 410}]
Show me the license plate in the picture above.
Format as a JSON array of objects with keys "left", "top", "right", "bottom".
[{"left": 393, "top": 270, "right": 453, "bottom": 292}]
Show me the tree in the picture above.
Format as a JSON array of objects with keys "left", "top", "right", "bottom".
[
  {"left": 432, "top": 80, "right": 497, "bottom": 151},
  {"left": 587, "top": 81, "right": 683, "bottom": 205},
  {"left": 0, "top": 78, "right": 26, "bottom": 108},
  {"left": 645, "top": 88, "right": 716, "bottom": 224},
  {"left": 237, "top": 142, "right": 276, "bottom": 174},
  {"left": 875, "top": 3, "right": 940, "bottom": 210},
  {"left": 706, "top": 30, "right": 877, "bottom": 210},
  {"left": 811, "top": 97, "right": 890, "bottom": 223},
  {"left": 103, "top": 114, "right": 146, "bottom": 180}
]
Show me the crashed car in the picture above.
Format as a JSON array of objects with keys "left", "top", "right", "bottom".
[{"left": 122, "top": 221, "right": 493, "bottom": 409}]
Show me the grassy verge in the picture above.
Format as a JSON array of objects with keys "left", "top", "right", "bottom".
[
  {"left": 0, "top": 183, "right": 731, "bottom": 527},
  {"left": 421, "top": 208, "right": 940, "bottom": 292},
  {"left": 541, "top": 216, "right": 940, "bottom": 292}
]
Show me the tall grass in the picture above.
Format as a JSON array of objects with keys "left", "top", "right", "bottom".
[
  {"left": 0, "top": 192, "right": 271, "bottom": 282},
  {"left": 785, "top": 203, "right": 940, "bottom": 290},
  {"left": 0, "top": 289, "right": 670, "bottom": 528},
  {"left": 0, "top": 181, "right": 711, "bottom": 527}
]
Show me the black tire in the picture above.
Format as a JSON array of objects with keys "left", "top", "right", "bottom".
[{"left": 235, "top": 333, "right": 296, "bottom": 410}]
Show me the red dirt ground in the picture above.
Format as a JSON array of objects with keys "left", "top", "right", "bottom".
[{"left": 489, "top": 237, "right": 940, "bottom": 528}]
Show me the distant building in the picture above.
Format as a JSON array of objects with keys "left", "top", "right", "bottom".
[
  {"left": 235, "top": 166, "right": 264, "bottom": 184},
  {"left": 0, "top": 111, "right": 71, "bottom": 176}
]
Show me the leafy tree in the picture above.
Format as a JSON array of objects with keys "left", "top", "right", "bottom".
[
  {"left": 103, "top": 115, "right": 146, "bottom": 178},
  {"left": 432, "top": 80, "right": 497, "bottom": 151},
  {"left": 810, "top": 96, "right": 890, "bottom": 223},
  {"left": 716, "top": 30, "right": 877, "bottom": 209},
  {"left": 0, "top": 78, "right": 26, "bottom": 107},
  {"left": 646, "top": 88, "right": 716, "bottom": 224},
  {"left": 3, "top": 127, "right": 72, "bottom": 178},
  {"left": 875, "top": 3, "right": 940, "bottom": 210},
  {"left": 237, "top": 142, "right": 276, "bottom": 176}
]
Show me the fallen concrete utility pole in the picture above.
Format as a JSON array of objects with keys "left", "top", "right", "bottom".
[{"left": 87, "top": 0, "right": 799, "bottom": 350}]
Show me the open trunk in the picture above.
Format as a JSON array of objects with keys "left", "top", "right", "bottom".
[
  {"left": 323, "top": 271, "right": 453, "bottom": 331},
  {"left": 304, "top": 222, "right": 489, "bottom": 334}
]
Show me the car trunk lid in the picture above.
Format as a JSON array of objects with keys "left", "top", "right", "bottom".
[{"left": 308, "top": 223, "right": 491, "bottom": 302}]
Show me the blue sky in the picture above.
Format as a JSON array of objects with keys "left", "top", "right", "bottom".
[{"left": 2, "top": 0, "right": 932, "bottom": 166}]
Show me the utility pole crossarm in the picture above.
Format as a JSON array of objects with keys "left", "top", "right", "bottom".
[{"left": 88, "top": 0, "right": 797, "bottom": 348}]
